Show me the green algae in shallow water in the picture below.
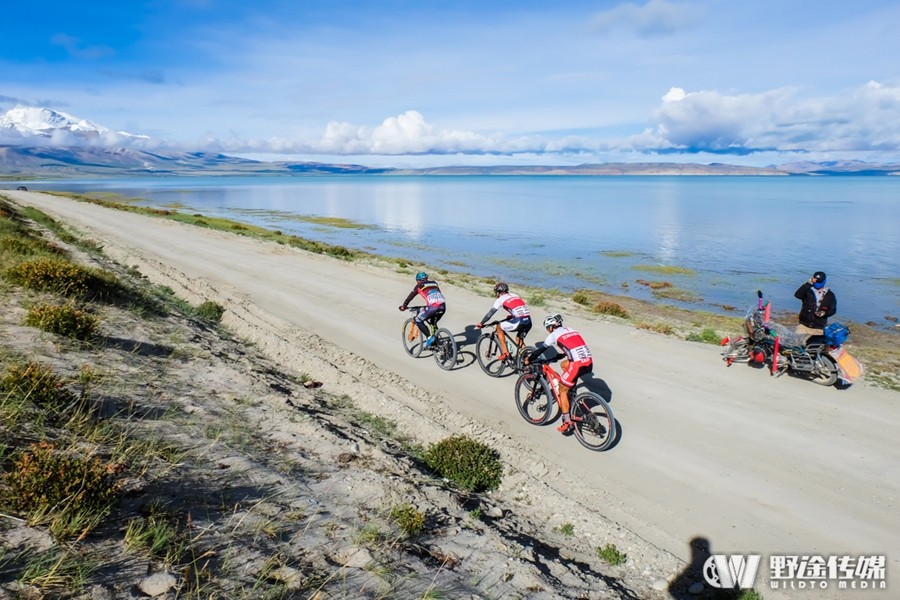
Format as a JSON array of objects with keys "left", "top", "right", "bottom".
[
  {"left": 652, "top": 286, "right": 703, "bottom": 303},
  {"left": 230, "top": 209, "right": 376, "bottom": 230},
  {"left": 632, "top": 264, "right": 696, "bottom": 276},
  {"left": 600, "top": 250, "right": 637, "bottom": 258}
]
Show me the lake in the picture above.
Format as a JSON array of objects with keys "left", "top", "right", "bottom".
[{"left": 21, "top": 175, "right": 900, "bottom": 328}]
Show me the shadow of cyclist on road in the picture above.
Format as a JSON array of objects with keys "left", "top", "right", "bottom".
[
  {"left": 669, "top": 536, "right": 744, "bottom": 599},
  {"left": 580, "top": 372, "right": 613, "bottom": 403}
]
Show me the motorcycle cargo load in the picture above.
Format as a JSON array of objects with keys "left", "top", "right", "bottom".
[{"left": 824, "top": 322, "right": 850, "bottom": 347}]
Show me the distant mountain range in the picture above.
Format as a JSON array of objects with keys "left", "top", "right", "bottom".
[{"left": 2, "top": 106, "right": 899, "bottom": 178}]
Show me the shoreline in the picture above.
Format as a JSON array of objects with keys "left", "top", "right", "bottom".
[
  {"left": 20, "top": 189, "right": 900, "bottom": 392},
  {"left": 24, "top": 184, "right": 900, "bottom": 334},
  {"left": 6, "top": 189, "right": 900, "bottom": 599}
]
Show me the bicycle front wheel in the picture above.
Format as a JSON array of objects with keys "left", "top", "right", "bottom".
[
  {"left": 432, "top": 328, "right": 458, "bottom": 370},
  {"left": 514, "top": 372, "right": 554, "bottom": 425},
  {"left": 476, "top": 332, "right": 507, "bottom": 377},
  {"left": 402, "top": 318, "right": 425, "bottom": 357},
  {"left": 570, "top": 392, "right": 616, "bottom": 451},
  {"left": 514, "top": 345, "right": 536, "bottom": 374}
]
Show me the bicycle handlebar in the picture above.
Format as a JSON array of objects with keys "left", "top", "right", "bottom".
[{"left": 479, "top": 319, "right": 506, "bottom": 328}]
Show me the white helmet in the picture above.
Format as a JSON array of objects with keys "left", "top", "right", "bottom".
[{"left": 543, "top": 314, "right": 563, "bottom": 329}]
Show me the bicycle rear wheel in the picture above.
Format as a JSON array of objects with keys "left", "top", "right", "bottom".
[
  {"left": 402, "top": 318, "right": 425, "bottom": 357},
  {"left": 476, "top": 332, "right": 507, "bottom": 377},
  {"left": 514, "top": 372, "right": 554, "bottom": 425},
  {"left": 432, "top": 328, "right": 458, "bottom": 370},
  {"left": 570, "top": 392, "right": 616, "bottom": 451}
]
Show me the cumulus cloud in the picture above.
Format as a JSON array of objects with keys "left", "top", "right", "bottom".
[
  {"left": 591, "top": 0, "right": 703, "bottom": 37},
  {"left": 217, "top": 110, "right": 553, "bottom": 156},
  {"left": 6, "top": 82, "right": 900, "bottom": 162},
  {"left": 635, "top": 81, "right": 900, "bottom": 155}
]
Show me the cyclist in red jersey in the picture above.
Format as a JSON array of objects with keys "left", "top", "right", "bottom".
[
  {"left": 525, "top": 314, "right": 593, "bottom": 433},
  {"left": 399, "top": 272, "right": 447, "bottom": 348},
  {"left": 475, "top": 282, "right": 532, "bottom": 356}
]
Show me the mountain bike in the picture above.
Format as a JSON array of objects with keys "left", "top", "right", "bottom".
[
  {"left": 474, "top": 320, "right": 529, "bottom": 377},
  {"left": 514, "top": 360, "right": 616, "bottom": 451},
  {"left": 401, "top": 306, "right": 459, "bottom": 370}
]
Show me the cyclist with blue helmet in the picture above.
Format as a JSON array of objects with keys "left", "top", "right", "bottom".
[{"left": 399, "top": 272, "right": 447, "bottom": 348}]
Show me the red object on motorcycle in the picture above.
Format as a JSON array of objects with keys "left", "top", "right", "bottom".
[
  {"left": 721, "top": 336, "right": 730, "bottom": 346},
  {"left": 752, "top": 350, "right": 766, "bottom": 363},
  {"left": 771, "top": 336, "right": 780, "bottom": 374}
]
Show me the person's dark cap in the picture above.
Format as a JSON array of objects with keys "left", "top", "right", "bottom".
[{"left": 813, "top": 271, "right": 827, "bottom": 283}]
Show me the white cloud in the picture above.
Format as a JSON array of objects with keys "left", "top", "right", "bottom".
[
  {"left": 639, "top": 81, "right": 900, "bottom": 154},
  {"left": 591, "top": 0, "right": 703, "bottom": 37}
]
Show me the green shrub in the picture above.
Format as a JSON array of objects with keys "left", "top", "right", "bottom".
[
  {"left": 5, "top": 258, "right": 91, "bottom": 297},
  {"left": 596, "top": 543, "right": 627, "bottom": 565},
  {"left": 4, "top": 257, "right": 121, "bottom": 301},
  {"left": 0, "top": 361, "right": 75, "bottom": 413},
  {"left": 572, "top": 291, "right": 592, "bottom": 305},
  {"left": 593, "top": 301, "right": 629, "bottom": 319},
  {"left": 686, "top": 328, "right": 721, "bottom": 344},
  {"left": 527, "top": 292, "right": 546, "bottom": 307},
  {"left": 196, "top": 300, "right": 225, "bottom": 323},
  {"left": 423, "top": 435, "right": 503, "bottom": 492},
  {"left": 0, "top": 235, "right": 65, "bottom": 257},
  {"left": 390, "top": 503, "right": 426, "bottom": 537},
  {"left": 25, "top": 303, "right": 98, "bottom": 340},
  {"left": 1, "top": 442, "right": 120, "bottom": 538}
]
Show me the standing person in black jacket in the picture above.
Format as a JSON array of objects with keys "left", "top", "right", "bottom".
[{"left": 794, "top": 271, "right": 836, "bottom": 337}]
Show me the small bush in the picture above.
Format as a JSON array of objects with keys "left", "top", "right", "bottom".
[
  {"left": 572, "top": 291, "right": 592, "bottom": 305},
  {"left": 637, "top": 322, "right": 675, "bottom": 335},
  {"left": 0, "top": 235, "right": 65, "bottom": 257},
  {"left": 0, "top": 361, "right": 75, "bottom": 413},
  {"left": 686, "top": 328, "right": 721, "bottom": 344},
  {"left": 390, "top": 503, "right": 425, "bottom": 537},
  {"left": 196, "top": 300, "right": 225, "bottom": 323},
  {"left": 527, "top": 293, "right": 546, "bottom": 307},
  {"left": 25, "top": 303, "right": 98, "bottom": 340},
  {"left": 596, "top": 543, "right": 627, "bottom": 565},
  {"left": 423, "top": 435, "right": 503, "bottom": 492},
  {"left": 1, "top": 442, "right": 120, "bottom": 538},
  {"left": 5, "top": 258, "right": 92, "bottom": 297},
  {"left": 593, "top": 301, "right": 629, "bottom": 319},
  {"left": 4, "top": 257, "right": 121, "bottom": 301}
]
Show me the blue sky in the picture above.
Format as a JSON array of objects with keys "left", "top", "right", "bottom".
[{"left": 2, "top": 0, "right": 899, "bottom": 167}]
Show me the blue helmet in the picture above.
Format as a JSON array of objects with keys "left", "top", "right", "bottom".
[
  {"left": 812, "top": 271, "right": 827, "bottom": 289},
  {"left": 415, "top": 272, "right": 428, "bottom": 282}
]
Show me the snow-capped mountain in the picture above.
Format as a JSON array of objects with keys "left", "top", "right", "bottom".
[{"left": 0, "top": 106, "right": 149, "bottom": 143}]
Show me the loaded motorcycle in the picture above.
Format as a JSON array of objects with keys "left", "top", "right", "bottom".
[{"left": 720, "top": 291, "right": 863, "bottom": 387}]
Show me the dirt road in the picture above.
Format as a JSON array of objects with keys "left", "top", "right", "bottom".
[{"left": 10, "top": 190, "right": 898, "bottom": 598}]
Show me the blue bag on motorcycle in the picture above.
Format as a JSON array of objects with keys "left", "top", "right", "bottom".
[{"left": 824, "top": 322, "right": 850, "bottom": 347}]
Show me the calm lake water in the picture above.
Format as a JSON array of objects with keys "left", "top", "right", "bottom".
[{"left": 22, "top": 175, "right": 900, "bottom": 328}]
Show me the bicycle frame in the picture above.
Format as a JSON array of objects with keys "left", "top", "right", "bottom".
[
  {"left": 406, "top": 306, "right": 439, "bottom": 336},
  {"left": 515, "top": 359, "right": 616, "bottom": 451},
  {"left": 537, "top": 361, "right": 567, "bottom": 409}
]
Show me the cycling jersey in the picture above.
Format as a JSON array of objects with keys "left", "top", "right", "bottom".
[
  {"left": 402, "top": 279, "right": 446, "bottom": 309},
  {"left": 543, "top": 326, "right": 592, "bottom": 365},
  {"left": 493, "top": 292, "right": 531, "bottom": 319}
]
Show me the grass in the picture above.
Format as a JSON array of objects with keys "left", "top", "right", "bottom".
[
  {"left": 595, "top": 543, "right": 627, "bottom": 565},
  {"left": 686, "top": 327, "right": 722, "bottom": 344}
]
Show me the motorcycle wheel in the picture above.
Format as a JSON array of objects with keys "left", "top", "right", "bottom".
[{"left": 810, "top": 355, "right": 838, "bottom": 386}]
